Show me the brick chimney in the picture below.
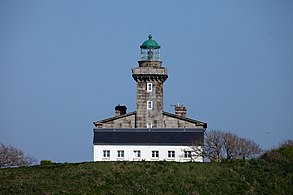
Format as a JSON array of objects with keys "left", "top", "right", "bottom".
[
  {"left": 115, "top": 105, "right": 127, "bottom": 116},
  {"left": 175, "top": 105, "right": 187, "bottom": 117}
]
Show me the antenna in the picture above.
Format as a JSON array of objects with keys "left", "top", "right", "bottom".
[{"left": 171, "top": 102, "right": 180, "bottom": 108}]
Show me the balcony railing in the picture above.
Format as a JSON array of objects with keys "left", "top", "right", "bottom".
[{"left": 132, "top": 67, "right": 168, "bottom": 75}]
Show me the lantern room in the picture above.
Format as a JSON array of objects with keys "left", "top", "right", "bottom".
[{"left": 140, "top": 34, "right": 160, "bottom": 61}]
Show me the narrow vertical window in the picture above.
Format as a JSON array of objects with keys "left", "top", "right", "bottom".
[
  {"left": 147, "top": 83, "right": 153, "bottom": 92},
  {"left": 147, "top": 101, "right": 153, "bottom": 110},
  {"left": 147, "top": 122, "right": 152, "bottom": 128}
]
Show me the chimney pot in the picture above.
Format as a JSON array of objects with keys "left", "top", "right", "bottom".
[
  {"left": 175, "top": 105, "right": 187, "bottom": 117},
  {"left": 115, "top": 105, "right": 127, "bottom": 116}
]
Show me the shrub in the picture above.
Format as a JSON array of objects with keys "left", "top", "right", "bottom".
[
  {"left": 278, "top": 146, "right": 293, "bottom": 159},
  {"left": 260, "top": 150, "right": 287, "bottom": 162},
  {"left": 279, "top": 139, "right": 293, "bottom": 148},
  {"left": 260, "top": 139, "right": 293, "bottom": 163},
  {"left": 40, "top": 160, "right": 53, "bottom": 165}
]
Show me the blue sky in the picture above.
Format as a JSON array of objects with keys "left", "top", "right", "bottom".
[{"left": 0, "top": 0, "right": 292, "bottom": 162}]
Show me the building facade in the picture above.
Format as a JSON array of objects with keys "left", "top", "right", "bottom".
[{"left": 93, "top": 35, "right": 207, "bottom": 162}]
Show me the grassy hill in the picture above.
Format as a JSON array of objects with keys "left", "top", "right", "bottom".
[{"left": 0, "top": 160, "right": 292, "bottom": 194}]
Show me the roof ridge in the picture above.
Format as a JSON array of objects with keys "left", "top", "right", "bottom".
[{"left": 163, "top": 111, "right": 207, "bottom": 128}]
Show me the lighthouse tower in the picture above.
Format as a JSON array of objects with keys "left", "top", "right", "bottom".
[
  {"left": 132, "top": 35, "right": 168, "bottom": 128},
  {"left": 93, "top": 34, "right": 207, "bottom": 162}
]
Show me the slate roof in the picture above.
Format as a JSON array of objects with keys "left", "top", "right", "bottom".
[{"left": 93, "top": 128, "right": 204, "bottom": 146}]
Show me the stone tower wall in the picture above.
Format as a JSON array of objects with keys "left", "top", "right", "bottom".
[
  {"left": 132, "top": 61, "right": 168, "bottom": 128},
  {"left": 136, "top": 80, "right": 164, "bottom": 128}
]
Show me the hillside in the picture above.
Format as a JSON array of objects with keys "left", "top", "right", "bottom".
[{"left": 0, "top": 160, "right": 292, "bottom": 194}]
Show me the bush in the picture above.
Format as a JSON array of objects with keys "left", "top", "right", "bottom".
[
  {"left": 279, "top": 139, "right": 293, "bottom": 148},
  {"left": 40, "top": 160, "right": 53, "bottom": 165},
  {"left": 279, "top": 139, "right": 293, "bottom": 159},
  {"left": 260, "top": 139, "right": 293, "bottom": 163},
  {"left": 279, "top": 146, "right": 293, "bottom": 159},
  {"left": 260, "top": 150, "right": 287, "bottom": 162}
]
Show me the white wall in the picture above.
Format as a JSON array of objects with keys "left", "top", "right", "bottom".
[{"left": 93, "top": 145, "right": 203, "bottom": 162}]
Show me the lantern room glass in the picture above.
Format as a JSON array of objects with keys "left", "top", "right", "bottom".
[{"left": 141, "top": 48, "right": 160, "bottom": 61}]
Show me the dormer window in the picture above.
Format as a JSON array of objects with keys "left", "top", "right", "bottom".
[{"left": 147, "top": 83, "right": 153, "bottom": 92}]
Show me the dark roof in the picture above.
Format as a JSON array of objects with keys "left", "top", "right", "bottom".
[
  {"left": 93, "top": 128, "right": 204, "bottom": 146},
  {"left": 163, "top": 111, "right": 207, "bottom": 129}
]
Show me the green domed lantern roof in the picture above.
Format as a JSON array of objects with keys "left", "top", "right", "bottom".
[
  {"left": 140, "top": 34, "right": 160, "bottom": 49},
  {"left": 140, "top": 34, "right": 161, "bottom": 61}
]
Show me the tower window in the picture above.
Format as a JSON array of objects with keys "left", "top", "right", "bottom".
[
  {"left": 147, "top": 122, "right": 152, "bottom": 128},
  {"left": 147, "top": 101, "right": 153, "bottom": 110},
  {"left": 147, "top": 83, "right": 153, "bottom": 92}
]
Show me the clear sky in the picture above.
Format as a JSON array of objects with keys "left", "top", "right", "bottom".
[{"left": 0, "top": 0, "right": 292, "bottom": 163}]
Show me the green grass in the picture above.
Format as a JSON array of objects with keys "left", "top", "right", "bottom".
[{"left": 1, "top": 160, "right": 292, "bottom": 194}]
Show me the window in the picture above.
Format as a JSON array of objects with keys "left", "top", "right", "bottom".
[
  {"left": 152, "top": 151, "right": 159, "bottom": 158},
  {"left": 184, "top": 151, "right": 192, "bottom": 158},
  {"left": 117, "top": 150, "right": 124, "bottom": 158},
  {"left": 103, "top": 150, "right": 110, "bottom": 158},
  {"left": 147, "top": 83, "right": 153, "bottom": 92},
  {"left": 168, "top": 151, "right": 175, "bottom": 158},
  {"left": 147, "top": 122, "right": 152, "bottom": 128},
  {"left": 147, "top": 101, "right": 153, "bottom": 110},
  {"left": 134, "top": 150, "right": 141, "bottom": 158}
]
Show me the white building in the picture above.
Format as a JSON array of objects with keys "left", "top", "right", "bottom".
[{"left": 93, "top": 35, "right": 207, "bottom": 162}]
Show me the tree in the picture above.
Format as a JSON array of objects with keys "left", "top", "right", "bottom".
[
  {"left": 204, "top": 130, "right": 224, "bottom": 161},
  {"left": 222, "top": 131, "right": 239, "bottom": 159},
  {"left": 191, "top": 130, "right": 263, "bottom": 162},
  {"left": 191, "top": 130, "right": 224, "bottom": 162},
  {"left": 236, "top": 137, "right": 262, "bottom": 160},
  {"left": 222, "top": 132, "right": 262, "bottom": 160},
  {"left": 0, "top": 143, "right": 37, "bottom": 168}
]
